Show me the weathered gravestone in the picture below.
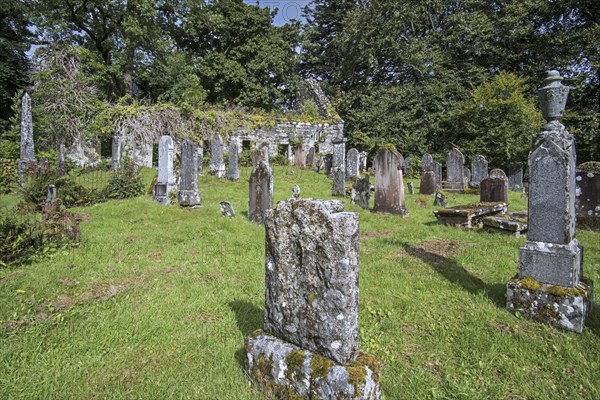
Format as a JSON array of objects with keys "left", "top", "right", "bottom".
[
  {"left": 480, "top": 169, "right": 508, "bottom": 203},
  {"left": 226, "top": 139, "right": 240, "bottom": 181},
  {"left": 252, "top": 147, "right": 269, "bottom": 170},
  {"left": 306, "top": 146, "right": 315, "bottom": 166},
  {"left": 575, "top": 162, "right": 600, "bottom": 230},
  {"left": 463, "top": 167, "right": 471, "bottom": 187},
  {"left": 153, "top": 135, "right": 177, "bottom": 205},
  {"left": 507, "top": 71, "right": 592, "bottom": 333},
  {"left": 294, "top": 145, "right": 306, "bottom": 169},
  {"left": 359, "top": 151, "right": 368, "bottom": 172},
  {"left": 18, "top": 92, "right": 35, "bottom": 181},
  {"left": 291, "top": 184, "right": 301, "bottom": 199},
  {"left": 331, "top": 138, "right": 346, "bottom": 196},
  {"left": 433, "top": 189, "right": 448, "bottom": 207},
  {"left": 421, "top": 153, "right": 434, "bottom": 174},
  {"left": 245, "top": 199, "right": 381, "bottom": 399},
  {"left": 346, "top": 148, "right": 360, "bottom": 179},
  {"left": 471, "top": 155, "right": 488, "bottom": 187},
  {"left": 404, "top": 156, "right": 412, "bottom": 178},
  {"left": 443, "top": 148, "right": 465, "bottom": 191},
  {"left": 373, "top": 147, "right": 408, "bottom": 216},
  {"left": 209, "top": 133, "right": 226, "bottom": 178},
  {"left": 248, "top": 161, "right": 274, "bottom": 224},
  {"left": 351, "top": 175, "right": 371, "bottom": 209},
  {"left": 220, "top": 201, "right": 236, "bottom": 217},
  {"left": 407, "top": 181, "right": 414, "bottom": 195},
  {"left": 420, "top": 170, "right": 436, "bottom": 195},
  {"left": 323, "top": 154, "right": 333, "bottom": 176},
  {"left": 433, "top": 161, "right": 442, "bottom": 187},
  {"left": 508, "top": 164, "right": 524, "bottom": 192},
  {"left": 46, "top": 184, "right": 57, "bottom": 203},
  {"left": 111, "top": 134, "right": 124, "bottom": 172},
  {"left": 177, "top": 140, "right": 202, "bottom": 207}
]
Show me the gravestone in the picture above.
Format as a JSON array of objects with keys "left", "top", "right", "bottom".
[
  {"left": 351, "top": 175, "right": 371, "bottom": 209},
  {"left": 575, "top": 162, "right": 600, "bottom": 230},
  {"left": 197, "top": 146, "right": 203, "bottom": 172},
  {"left": 407, "top": 181, "right": 414, "bottom": 195},
  {"left": 507, "top": 71, "right": 592, "bottom": 333},
  {"left": 359, "top": 151, "right": 368, "bottom": 172},
  {"left": 177, "top": 140, "right": 202, "bottom": 207},
  {"left": 209, "top": 133, "right": 226, "bottom": 178},
  {"left": 153, "top": 135, "right": 177, "bottom": 205},
  {"left": 294, "top": 145, "right": 306, "bottom": 169},
  {"left": 226, "top": 139, "right": 240, "bottom": 181},
  {"left": 245, "top": 199, "right": 381, "bottom": 399},
  {"left": 323, "top": 154, "right": 333, "bottom": 176},
  {"left": 306, "top": 146, "right": 315, "bottom": 166},
  {"left": 252, "top": 147, "right": 269, "bottom": 170},
  {"left": 463, "top": 167, "right": 471, "bottom": 186},
  {"left": 433, "top": 189, "right": 448, "bottom": 207},
  {"left": 346, "top": 148, "right": 360, "bottom": 179},
  {"left": 38, "top": 158, "right": 49, "bottom": 175},
  {"left": 421, "top": 153, "right": 434, "bottom": 173},
  {"left": 443, "top": 148, "right": 465, "bottom": 190},
  {"left": 313, "top": 154, "right": 323, "bottom": 172},
  {"left": 46, "top": 184, "right": 57, "bottom": 203},
  {"left": 18, "top": 92, "right": 35, "bottom": 181},
  {"left": 480, "top": 169, "right": 508, "bottom": 203},
  {"left": 373, "top": 147, "right": 408, "bottom": 216},
  {"left": 291, "top": 184, "right": 301, "bottom": 199},
  {"left": 404, "top": 156, "right": 412, "bottom": 178},
  {"left": 420, "top": 170, "right": 436, "bottom": 195},
  {"left": 248, "top": 161, "right": 274, "bottom": 224},
  {"left": 508, "top": 164, "right": 524, "bottom": 192},
  {"left": 111, "top": 134, "right": 124, "bottom": 172},
  {"left": 433, "top": 161, "right": 442, "bottom": 186},
  {"left": 220, "top": 201, "right": 236, "bottom": 217},
  {"left": 331, "top": 138, "right": 346, "bottom": 193},
  {"left": 471, "top": 155, "right": 488, "bottom": 187}
]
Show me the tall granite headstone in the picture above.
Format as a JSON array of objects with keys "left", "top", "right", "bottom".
[
  {"left": 245, "top": 199, "right": 381, "bottom": 399},
  {"left": 226, "top": 139, "right": 240, "bottom": 181},
  {"left": 444, "top": 148, "right": 465, "bottom": 190},
  {"left": 359, "top": 151, "right": 368, "bottom": 172},
  {"left": 323, "top": 154, "right": 333, "bottom": 176},
  {"left": 306, "top": 146, "right": 315, "bottom": 166},
  {"left": 346, "top": 148, "right": 360, "bottom": 179},
  {"left": 153, "top": 135, "right": 177, "bottom": 205},
  {"left": 294, "top": 145, "right": 306, "bottom": 169},
  {"left": 480, "top": 169, "right": 508, "bottom": 203},
  {"left": 331, "top": 138, "right": 346, "bottom": 195},
  {"left": 575, "top": 162, "right": 600, "bottom": 230},
  {"left": 248, "top": 161, "right": 274, "bottom": 224},
  {"left": 209, "top": 133, "right": 226, "bottom": 178},
  {"left": 471, "top": 155, "right": 488, "bottom": 187},
  {"left": 420, "top": 170, "right": 436, "bottom": 195},
  {"left": 422, "top": 153, "right": 433, "bottom": 173},
  {"left": 507, "top": 71, "right": 592, "bottom": 333},
  {"left": 177, "top": 140, "right": 202, "bottom": 207},
  {"left": 433, "top": 161, "right": 442, "bottom": 186},
  {"left": 18, "top": 92, "right": 35, "bottom": 180},
  {"left": 508, "top": 164, "right": 524, "bottom": 192},
  {"left": 373, "top": 147, "right": 408, "bottom": 216}
]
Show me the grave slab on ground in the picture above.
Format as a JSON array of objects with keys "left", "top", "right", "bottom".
[
  {"left": 433, "top": 202, "right": 507, "bottom": 229},
  {"left": 482, "top": 212, "right": 528, "bottom": 237}
]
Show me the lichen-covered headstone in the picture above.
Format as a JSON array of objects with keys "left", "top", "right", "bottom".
[
  {"left": 292, "top": 184, "right": 301, "bottom": 199},
  {"left": 507, "top": 71, "right": 592, "bottom": 333},
  {"left": 422, "top": 153, "right": 433, "bottom": 173},
  {"left": 420, "top": 170, "right": 436, "bottom": 195},
  {"left": 306, "top": 146, "right": 315, "bottom": 166},
  {"left": 331, "top": 138, "right": 346, "bottom": 195},
  {"left": 346, "top": 148, "right": 360, "bottom": 179},
  {"left": 246, "top": 199, "right": 381, "bottom": 399},
  {"left": 294, "top": 145, "right": 306, "bottom": 169},
  {"left": 18, "top": 92, "right": 35, "bottom": 180},
  {"left": 248, "top": 161, "right": 273, "bottom": 224},
  {"left": 373, "top": 147, "right": 408, "bottom": 216},
  {"left": 209, "top": 133, "right": 226, "bottom": 178},
  {"left": 575, "top": 162, "right": 600, "bottom": 230},
  {"left": 471, "top": 155, "right": 488, "bottom": 187},
  {"left": 508, "top": 164, "right": 524, "bottom": 192},
  {"left": 444, "top": 148, "right": 465, "bottom": 190},
  {"left": 351, "top": 175, "right": 371, "bottom": 209},
  {"left": 220, "top": 201, "right": 236, "bottom": 217},
  {"left": 407, "top": 181, "right": 414, "bottom": 195},
  {"left": 323, "top": 154, "right": 333, "bottom": 176},
  {"left": 46, "top": 184, "right": 57, "bottom": 203},
  {"left": 480, "top": 169, "right": 508, "bottom": 203},
  {"left": 433, "top": 161, "right": 442, "bottom": 186},
  {"left": 359, "top": 151, "right": 368, "bottom": 172},
  {"left": 177, "top": 140, "right": 202, "bottom": 207},
  {"left": 251, "top": 147, "right": 269, "bottom": 170},
  {"left": 433, "top": 189, "right": 448, "bottom": 207},
  {"left": 463, "top": 167, "right": 471, "bottom": 186},
  {"left": 226, "top": 139, "right": 240, "bottom": 181},
  {"left": 153, "top": 135, "right": 176, "bottom": 205}
]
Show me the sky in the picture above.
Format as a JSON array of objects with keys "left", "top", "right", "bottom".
[{"left": 243, "top": 0, "right": 311, "bottom": 25}]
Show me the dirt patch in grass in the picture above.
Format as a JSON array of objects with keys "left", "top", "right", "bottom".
[
  {"left": 361, "top": 228, "right": 396, "bottom": 240},
  {"left": 59, "top": 277, "right": 80, "bottom": 286},
  {"left": 399, "top": 239, "right": 467, "bottom": 264}
]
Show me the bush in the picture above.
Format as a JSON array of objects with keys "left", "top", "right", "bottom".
[
  {"left": 0, "top": 158, "right": 19, "bottom": 194},
  {"left": 105, "top": 160, "right": 144, "bottom": 199},
  {"left": 23, "top": 170, "right": 100, "bottom": 208},
  {"left": 270, "top": 154, "right": 289, "bottom": 166}
]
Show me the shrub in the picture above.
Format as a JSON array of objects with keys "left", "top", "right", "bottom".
[
  {"left": 105, "top": 160, "right": 144, "bottom": 199},
  {"left": 0, "top": 158, "right": 19, "bottom": 194},
  {"left": 23, "top": 170, "right": 100, "bottom": 208},
  {"left": 270, "top": 154, "right": 289, "bottom": 166}
]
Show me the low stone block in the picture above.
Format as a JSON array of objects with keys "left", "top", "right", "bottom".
[
  {"left": 506, "top": 277, "right": 593, "bottom": 333},
  {"left": 246, "top": 331, "right": 381, "bottom": 400},
  {"left": 177, "top": 190, "right": 201, "bottom": 207},
  {"left": 433, "top": 202, "right": 506, "bottom": 229},
  {"left": 518, "top": 239, "right": 582, "bottom": 287},
  {"left": 482, "top": 212, "right": 528, "bottom": 237}
]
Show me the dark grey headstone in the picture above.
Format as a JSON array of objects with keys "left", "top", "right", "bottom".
[
  {"left": 351, "top": 175, "right": 370, "bottom": 209},
  {"left": 471, "top": 155, "right": 488, "bottom": 187},
  {"left": 209, "top": 133, "right": 226, "bottom": 178},
  {"left": 306, "top": 147, "right": 315, "bottom": 166},
  {"left": 421, "top": 153, "right": 433, "bottom": 173},
  {"left": 153, "top": 135, "right": 176, "bottom": 205},
  {"left": 346, "top": 148, "right": 360, "bottom": 178},
  {"left": 294, "top": 145, "right": 306, "bottom": 169},
  {"left": 373, "top": 148, "right": 408, "bottom": 216},
  {"left": 420, "top": 171, "right": 436, "bottom": 195},
  {"left": 508, "top": 164, "right": 524, "bottom": 191},
  {"left": 46, "top": 184, "right": 57, "bottom": 203},
  {"left": 407, "top": 181, "right": 414, "bottom": 195},
  {"left": 444, "top": 148, "right": 465, "bottom": 190},
  {"left": 323, "top": 154, "right": 333, "bottom": 176},
  {"left": 18, "top": 92, "right": 35, "bottom": 180},
  {"left": 359, "top": 151, "right": 368, "bottom": 172},
  {"left": 433, "top": 189, "right": 448, "bottom": 207},
  {"left": 264, "top": 199, "right": 359, "bottom": 364},
  {"left": 177, "top": 140, "right": 202, "bottom": 207},
  {"left": 575, "top": 163, "right": 600, "bottom": 228},
  {"left": 433, "top": 161, "right": 442, "bottom": 186},
  {"left": 220, "top": 201, "right": 236, "bottom": 217},
  {"left": 226, "top": 139, "right": 240, "bottom": 181},
  {"left": 480, "top": 169, "right": 508, "bottom": 203},
  {"left": 248, "top": 161, "right": 273, "bottom": 224}
]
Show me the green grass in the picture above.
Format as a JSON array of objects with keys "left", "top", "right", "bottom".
[{"left": 1, "top": 166, "right": 599, "bottom": 399}]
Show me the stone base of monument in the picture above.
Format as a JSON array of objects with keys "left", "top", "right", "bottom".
[
  {"left": 506, "top": 277, "right": 593, "bottom": 333},
  {"left": 152, "top": 183, "right": 175, "bottom": 206},
  {"left": 246, "top": 331, "right": 381, "bottom": 400},
  {"left": 177, "top": 190, "right": 202, "bottom": 207},
  {"left": 433, "top": 202, "right": 507, "bottom": 229},
  {"left": 482, "top": 212, "right": 528, "bottom": 237},
  {"left": 442, "top": 181, "right": 466, "bottom": 192}
]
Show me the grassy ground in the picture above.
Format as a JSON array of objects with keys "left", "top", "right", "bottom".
[{"left": 1, "top": 166, "right": 599, "bottom": 399}]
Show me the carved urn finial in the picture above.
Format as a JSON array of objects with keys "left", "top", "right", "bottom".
[{"left": 538, "top": 70, "right": 570, "bottom": 124}]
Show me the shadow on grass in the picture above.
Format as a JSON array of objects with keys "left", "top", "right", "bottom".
[
  {"left": 229, "top": 300, "right": 263, "bottom": 370},
  {"left": 393, "top": 239, "right": 506, "bottom": 308}
]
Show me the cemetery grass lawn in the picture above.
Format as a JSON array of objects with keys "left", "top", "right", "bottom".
[{"left": 1, "top": 166, "right": 599, "bottom": 399}]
